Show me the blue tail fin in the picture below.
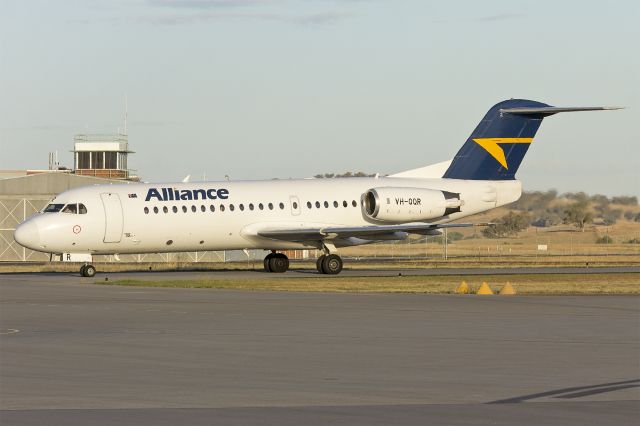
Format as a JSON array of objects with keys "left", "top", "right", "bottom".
[{"left": 442, "top": 99, "right": 550, "bottom": 180}]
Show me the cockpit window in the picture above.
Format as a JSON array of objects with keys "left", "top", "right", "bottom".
[
  {"left": 43, "top": 203, "right": 65, "bottom": 213},
  {"left": 79, "top": 204, "right": 87, "bottom": 214},
  {"left": 62, "top": 204, "right": 78, "bottom": 214}
]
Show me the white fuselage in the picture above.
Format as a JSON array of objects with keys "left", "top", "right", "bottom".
[{"left": 15, "top": 176, "right": 521, "bottom": 255}]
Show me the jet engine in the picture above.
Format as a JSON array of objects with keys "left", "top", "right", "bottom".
[{"left": 362, "top": 187, "right": 462, "bottom": 223}]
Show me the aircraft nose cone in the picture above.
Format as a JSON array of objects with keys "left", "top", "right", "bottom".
[{"left": 14, "top": 220, "right": 40, "bottom": 250}]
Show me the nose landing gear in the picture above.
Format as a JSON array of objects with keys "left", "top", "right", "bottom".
[
  {"left": 263, "top": 252, "right": 289, "bottom": 273},
  {"left": 80, "top": 264, "right": 96, "bottom": 278}
]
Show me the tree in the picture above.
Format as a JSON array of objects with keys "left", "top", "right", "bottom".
[
  {"left": 611, "top": 196, "right": 638, "bottom": 205},
  {"left": 601, "top": 208, "right": 622, "bottom": 225},
  {"left": 562, "top": 192, "right": 589, "bottom": 203},
  {"left": 563, "top": 201, "right": 593, "bottom": 231},
  {"left": 482, "top": 212, "right": 530, "bottom": 238}
]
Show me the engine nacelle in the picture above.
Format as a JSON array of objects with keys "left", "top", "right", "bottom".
[{"left": 362, "top": 187, "right": 461, "bottom": 223}]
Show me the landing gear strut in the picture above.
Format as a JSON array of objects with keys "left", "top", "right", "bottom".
[
  {"left": 80, "top": 264, "right": 96, "bottom": 278},
  {"left": 263, "top": 252, "right": 289, "bottom": 273},
  {"left": 316, "top": 254, "right": 343, "bottom": 275}
]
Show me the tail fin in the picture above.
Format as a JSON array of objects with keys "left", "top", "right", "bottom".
[{"left": 442, "top": 99, "right": 620, "bottom": 180}]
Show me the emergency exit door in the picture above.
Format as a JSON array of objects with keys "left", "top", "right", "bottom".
[
  {"left": 290, "top": 195, "right": 301, "bottom": 216},
  {"left": 101, "top": 193, "right": 123, "bottom": 243}
]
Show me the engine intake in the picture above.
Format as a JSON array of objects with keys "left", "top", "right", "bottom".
[{"left": 362, "top": 187, "right": 461, "bottom": 223}]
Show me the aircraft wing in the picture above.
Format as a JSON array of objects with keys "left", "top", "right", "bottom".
[{"left": 256, "top": 222, "right": 478, "bottom": 242}]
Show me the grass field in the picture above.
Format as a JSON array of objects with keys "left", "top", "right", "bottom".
[{"left": 99, "top": 273, "right": 640, "bottom": 295}]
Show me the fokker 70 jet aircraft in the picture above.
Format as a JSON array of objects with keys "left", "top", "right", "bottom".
[{"left": 14, "top": 99, "right": 619, "bottom": 277}]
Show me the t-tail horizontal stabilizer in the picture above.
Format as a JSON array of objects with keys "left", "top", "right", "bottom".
[{"left": 500, "top": 106, "right": 623, "bottom": 116}]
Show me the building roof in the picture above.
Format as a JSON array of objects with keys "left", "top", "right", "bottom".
[{"left": 0, "top": 172, "right": 132, "bottom": 196}]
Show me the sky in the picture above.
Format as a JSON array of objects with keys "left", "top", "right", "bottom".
[{"left": 1, "top": 0, "right": 638, "bottom": 196}]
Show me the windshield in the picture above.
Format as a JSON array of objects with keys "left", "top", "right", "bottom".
[
  {"left": 62, "top": 204, "right": 78, "bottom": 214},
  {"left": 43, "top": 203, "right": 65, "bottom": 213}
]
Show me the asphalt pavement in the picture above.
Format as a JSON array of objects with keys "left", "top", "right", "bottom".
[{"left": 1, "top": 274, "right": 638, "bottom": 425}]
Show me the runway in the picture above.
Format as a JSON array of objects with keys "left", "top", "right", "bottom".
[{"left": 1, "top": 275, "right": 639, "bottom": 425}]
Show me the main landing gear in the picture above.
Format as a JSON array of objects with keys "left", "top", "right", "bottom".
[
  {"left": 316, "top": 254, "right": 343, "bottom": 275},
  {"left": 263, "top": 248, "right": 344, "bottom": 274},
  {"left": 263, "top": 252, "right": 290, "bottom": 273},
  {"left": 80, "top": 264, "right": 96, "bottom": 278}
]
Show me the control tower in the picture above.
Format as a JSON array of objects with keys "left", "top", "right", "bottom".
[{"left": 73, "top": 133, "right": 134, "bottom": 180}]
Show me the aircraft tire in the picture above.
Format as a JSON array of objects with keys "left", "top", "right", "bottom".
[
  {"left": 263, "top": 253, "right": 274, "bottom": 272},
  {"left": 79, "top": 265, "right": 86, "bottom": 277},
  {"left": 269, "top": 253, "right": 289, "bottom": 273},
  {"left": 316, "top": 255, "right": 326, "bottom": 274},
  {"left": 82, "top": 264, "right": 96, "bottom": 278},
  {"left": 321, "top": 254, "right": 343, "bottom": 275}
]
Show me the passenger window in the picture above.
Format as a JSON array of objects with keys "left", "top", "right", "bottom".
[
  {"left": 315, "top": 201, "right": 320, "bottom": 208},
  {"left": 182, "top": 206, "right": 187, "bottom": 213},
  {"left": 200, "top": 205, "right": 205, "bottom": 212},
  {"left": 173, "top": 206, "right": 178, "bottom": 213},
  {"left": 268, "top": 203, "right": 273, "bottom": 210},
  {"left": 79, "top": 204, "right": 88, "bottom": 214},
  {"left": 220, "top": 205, "right": 226, "bottom": 212},
  {"left": 239, "top": 204, "right": 245, "bottom": 211},
  {"left": 293, "top": 202, "right": 298, "bottom": 209},
  {"left": 153, "top": 207, "right": 159, "bottom": 214},
  {"left": 163, "top": 206, "right": 169, "bottom": 213},
  {"left": 323, "top": 201, "right": 329, "bottom": 208},
  {"left": 191, "top": 205, "right": 196, "bottom": 212},
  {"left": 307, "top": 201, "right": 312, "bottom": 209},
  {"left": 279, "top": 202, "right": 284, "bottom": 210},
  {"left": 230, "top": 204, "right": 235, "bottom": 211},
  {"left": 343, "top": 200, "right": 347, "bottom": 207},
  {"left": 259, "top": 203, "right": 264, "bottom": 210},
  {"left": 249, "top": 203, "right": 254, "bottom": 211},
  {"left": 43, "top": 203, "right": 65, "bottom": 213},
  {"left": 333, "top": 201, "right": 338, "bottom": 208},
  {"left": 144, "top": 207, "right": 149, "bottom": 214},
  {"left": 210, "top": 205, "right": 215, "bottom": 212},
  {"left": 352, "top": 200, "right": 357, "bottom": 207},
  {"left": 62, "top": 204, "right": 78, "bottom": 214}
]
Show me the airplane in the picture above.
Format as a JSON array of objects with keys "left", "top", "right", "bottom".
[{"left": 14, "top": 99, "right": 620, "bottom": 277}]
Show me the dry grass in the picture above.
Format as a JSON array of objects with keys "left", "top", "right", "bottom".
[{"left": 100, "top": 273, "right": 640, "bottom": 295}]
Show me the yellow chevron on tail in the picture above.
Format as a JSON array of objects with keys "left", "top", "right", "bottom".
[{"left": 472, "top": 138, "right": 533, "bottom": 169}]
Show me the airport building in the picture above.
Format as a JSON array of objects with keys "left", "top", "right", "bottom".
[
  {"left": 73, "top": 133, "right": 133, "bottom": 180},
  {"left": 0, "top": 133, "right": 252, "bottom": 263}
]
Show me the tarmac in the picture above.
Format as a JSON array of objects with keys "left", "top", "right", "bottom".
[{"left": 1, "top": 272, "right": 639, "bottom": 425}]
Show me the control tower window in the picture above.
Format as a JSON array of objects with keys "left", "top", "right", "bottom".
[
  {"left": 91, "top": 152, "right": 104, "bottom": 169},
  {"left": 43, "top": 203, "right": 65, "bottom": 213},
  {"left": 105, "top": 152, "right": 117, "bottom": 169},
  {"left": 77, "top": 152, "right": 90, "bottom": 169}
]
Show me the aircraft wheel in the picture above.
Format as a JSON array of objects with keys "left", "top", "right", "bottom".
[
  {"left": 316, "top": 255, "right": 326, "bottom": 274},
  {"left": 79, "top": 265, "right": 86, "bottom": 276},
  {"left": 322, "top": 254, "right": 343, "bottom": 275},
  {"left": 263, "top": 253, "right": 274, "bottom": 272},
  {"left": 82, "top": 264, "right": 96, "bottom": 278},
  {"left": 269, "top": 253, "right": 289, "bottom": 273}
]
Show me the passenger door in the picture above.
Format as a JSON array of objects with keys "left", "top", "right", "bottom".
[{"left": 100, "top": 193, "right": 123, "bottom": 243}]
